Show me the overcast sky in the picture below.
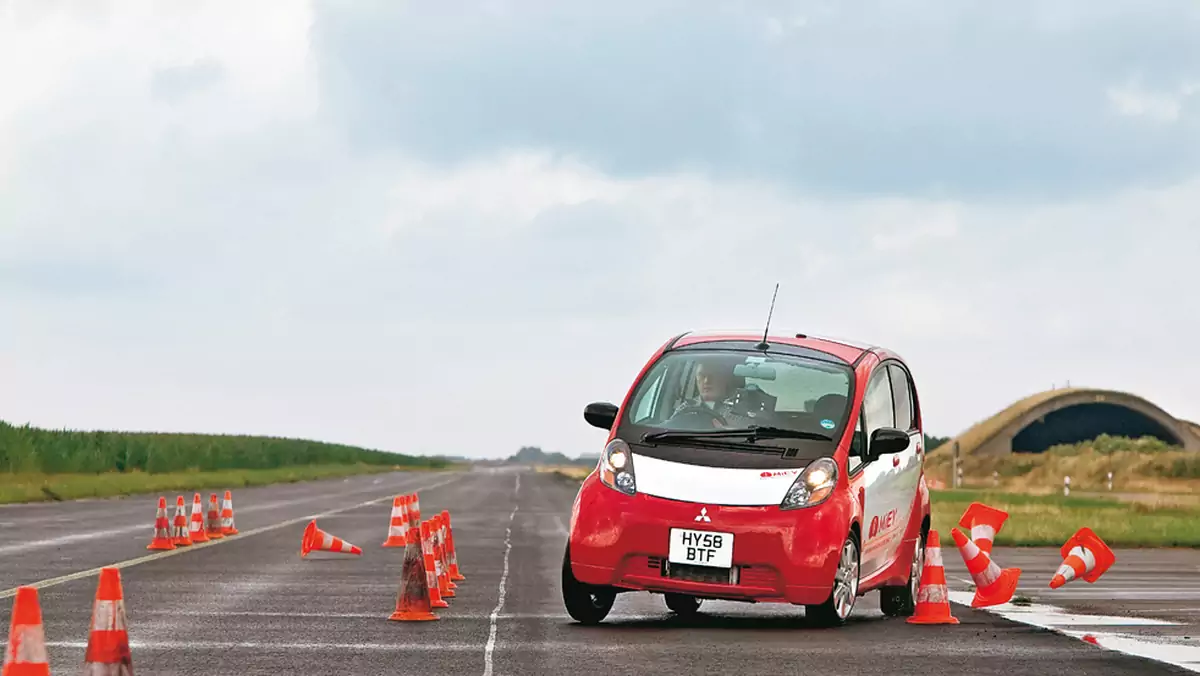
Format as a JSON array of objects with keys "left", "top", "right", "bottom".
[{"left": 2, "top": 1, "right": 1198, "bottom": 460}]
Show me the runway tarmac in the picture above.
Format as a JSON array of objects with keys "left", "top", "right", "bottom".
[{"left": 1, "top": 468, "right": 1194, "bottom": 674}]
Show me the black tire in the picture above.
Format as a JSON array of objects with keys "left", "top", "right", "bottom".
[
  {"left": 806, "top": 532, "right": 860, "bottom": 627},
  {"left": 664, "top": 593, "right": 702, "bottom": 616},
  {"left": 880, "top": 527, "right": 927, "bottom": 618},
  {"left": 562, "top": 547, "right": 616, "bottom": 625}
]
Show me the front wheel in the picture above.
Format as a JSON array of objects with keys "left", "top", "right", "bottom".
[
  {"left": 880, "top": 528, "right": 927, "bottom": 617},
  {"left": 562, "top": 547, "right": 616, "bottom": 625},
  {"left": 806, "top": 532, "right": 860, "bottom": 627}
]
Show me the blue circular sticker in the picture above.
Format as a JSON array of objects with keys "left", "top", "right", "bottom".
[{"left": 820, "top": 419, "right": 836, "bottom": 430}]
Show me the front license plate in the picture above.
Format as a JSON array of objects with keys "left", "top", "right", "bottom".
[{"left": 668, "top": 528, "right": 733, "bottom": 569}]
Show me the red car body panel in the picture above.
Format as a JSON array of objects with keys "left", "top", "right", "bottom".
[{"left": 567, "top": 331, "right": 932, "bottom": 606}]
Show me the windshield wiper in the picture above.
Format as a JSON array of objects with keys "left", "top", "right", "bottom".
[{"left": 642, "top": 425, "right": 832, "bottom": 444}]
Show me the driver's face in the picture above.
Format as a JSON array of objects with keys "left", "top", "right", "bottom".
[{"left": 695, "top": 363, "right": 733, "bottom": 402}]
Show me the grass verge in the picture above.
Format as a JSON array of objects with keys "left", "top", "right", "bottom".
[
  {"left": 0, "top": 463, "right": 446, "bottom": 505},
  {"left": 931, "top": 488, "right": 1200, "bottom": 547}
]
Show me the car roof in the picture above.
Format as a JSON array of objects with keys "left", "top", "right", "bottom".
[{"left": 668, "top": 329, "right": 893, "bottom": 365}]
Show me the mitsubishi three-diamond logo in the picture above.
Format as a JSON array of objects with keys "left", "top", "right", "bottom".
[{"left": 694, "top": 507, "right": 711, "bottom": 522}]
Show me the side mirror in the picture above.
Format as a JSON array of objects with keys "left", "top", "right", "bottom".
[
  {"left": 866, "top": 427, "right": 910, "bottom": 462},
  {"left": 584, "top": 402, "right": 619, "bottom": 431}
]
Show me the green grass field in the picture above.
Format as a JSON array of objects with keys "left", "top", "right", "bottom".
[
  {"left": 0, "top": 419, "right": 452, "bottom": 504},
  {"left": 930, "top": 489, "right": 1200, "bottom": 547},
  {"left": 0, "top": 463, "right": 428, "bottom": 504}
]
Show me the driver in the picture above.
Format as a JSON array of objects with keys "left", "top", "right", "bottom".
[{"left": 673, "top": 356, "right": 755, "bottom": 427}]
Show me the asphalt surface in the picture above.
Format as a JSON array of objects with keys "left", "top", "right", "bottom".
[{"left": 1, "top": 468, "right": 1194, "bottom": 675}]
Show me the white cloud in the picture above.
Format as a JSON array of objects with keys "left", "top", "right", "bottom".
[
  {"left": 1106, "top": 77, "right": 1199, "bottom": 123},
  {"left": 0, "top": 2, "right": 1197, "bottom": 460}
]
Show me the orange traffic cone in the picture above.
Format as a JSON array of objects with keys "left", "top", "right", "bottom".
[
  {"left": 220, "top": 490, "right": 238, "bottom": 536},
  {"left": 441, "top": 510, "right": 465, "bottom": 581},
  {"left": 82, "top": 567, "right": 132, "bottom": 675},
  {"left": 958, "top": 502, "right": 1008, "bottom": 556},
  {"left": 1050, "top": 527, "right": 1115, "bottom": 589},
  {"left": 300, "top": 520, "right": 363, "bottom": 557},
  {"left": 146, "top": 497, "right": 176, "bottom": 551},
  {"left": 388, "top": 506, "right": 439, "bottom": 622},
  {"left": 381, "top": 496, "right": 409, "bottom": 547},
  {"left": 188, "top": 493, "right": 209, "bottom": 544},
  {"left": 408, "top": 495, "right": 420, "bottom": 532},
  {"left": 421, "top": 521, "right": 449, "bottom": 609},
  {"left": 951, "top": 528, "right": 1020, "bottom": 607},
  {"left": 3, "top": 586, "right": 50, "bottom": 675},
  {"left": 432, "top": 515, "right": 455, "bottom": 597},
  {"left": 907, "top": 530, "right": 959, "bottom": 625},
  {"left": 171, "top": 495, "right": 192, "bottom": 547},
  {"left": 205, "top": 494, "right": 224, "bottom": 540}
]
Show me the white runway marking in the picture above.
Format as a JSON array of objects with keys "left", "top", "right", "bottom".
[
  {"left": 483, "top": 473, "right": 520, "bottom": 676},
  {"left": 947, "top": 591, "right": 1197, "bottom": 673}
]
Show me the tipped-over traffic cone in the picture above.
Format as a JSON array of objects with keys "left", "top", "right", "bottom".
[
  {"left": 951, "top": 528, "right": 1020, "bottom": 607},
  {"left": 82, "top": 567, "right": 132, "bottom": 675},
  {"left": 420, "top": 521, "right": 449, "bottom": 609},
  {"left": 906, "top": 530, "right": 959, "bottom": 625},
  {"left": 220, "top": 490, "right": 238, "bottom": 536},
  {"left": 188, "top": 493, "right": 209, "bottom": 544},
  {"left": 388, "top": 509, "right": 439, "bottom": 622},
  {"left": 205, "top": 494, "right": 224, "bottom": 540},
  {"left": 442, "top": 510, "right": 465, "bottom": 581},
  {"left": 1050, "top": 527, "right": 1115, "bottom": 589},
  {"left": 171, "top": 495, "right": 192, "bottom": 547},
  {"left": 382, "top": 496, "right": 409, "bottom": 547},
  {"left": 300, "top": 520, "right": 363, "bottom": 557},
  {"left": 958, "top": 502, "right": 1008, "bottom": 556},
  {"left": 3, "top": 586, "right": 50, "bottom": 675},
  {"left": 146, "top": 497, "right": 176, "bottom": 551}
]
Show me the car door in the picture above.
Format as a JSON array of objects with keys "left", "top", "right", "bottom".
[
  {"left": 856, "top": 364, "right": 905, "bottom": 578},
  {"left": 887, "top": 363, "right": 923, "bottom": 536}
]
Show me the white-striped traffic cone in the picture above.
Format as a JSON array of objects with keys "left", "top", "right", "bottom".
[
  {"left": 1050, "top": 527, "right": 1115, "bottom": 589},
  {"left": 951, "top": 528, "right": 1020, "bottom": 608}
]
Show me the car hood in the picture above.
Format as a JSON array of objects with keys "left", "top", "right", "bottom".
[{"left": 630, "top": 452, "right": 814, "bottom": 506}]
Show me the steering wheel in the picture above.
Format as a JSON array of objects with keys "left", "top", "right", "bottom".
[{"left": 665, "top": 404, "right": 727, "bottom": 429}]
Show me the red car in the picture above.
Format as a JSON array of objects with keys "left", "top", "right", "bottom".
[{"left": 562, "top": 329, "right": 931, "bottom": 626}]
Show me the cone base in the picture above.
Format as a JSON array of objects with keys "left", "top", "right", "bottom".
[
  {"left": 432, "top": 599, "right": 450, "bottom": 608},
  {"left": 382, "top": 539, "right": 406, "bottom": 547},
  {"left": 222, "top": 528, "right": 239, "bottom": 536},
  {"left": 388, "top": 610, "right": 439, "bottom": 621},
  {"left": 451, "top": 573, "right": 466, "bottom": 581},
  {"left": 147, "top": 541, "right": 175, "bottom": 550},
  {"left": 207, "top": 532, "right": 226, "bottom": 539},
  {"left": 973, "top": 568, "right": 1021, "bottom": 608},
  {"left": 906, "top": 613, "right": 960, "bottom": 625}
]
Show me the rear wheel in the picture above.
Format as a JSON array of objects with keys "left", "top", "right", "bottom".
[
  {"left": 806, "top": 532, "right": 860, "bottom": 627},
  {"left": 664, "top": 593, "right": 702, "bottom": 617},
  {"left": 562, "top": 546, "right": 616, "bottom": 625},
  {"left": 880, "top": 527, "right": 927, "bottom": 617}
]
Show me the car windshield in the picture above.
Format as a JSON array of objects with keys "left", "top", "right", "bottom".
[{"left": 622, "top": 348, "right": 853, "bottom": 442}]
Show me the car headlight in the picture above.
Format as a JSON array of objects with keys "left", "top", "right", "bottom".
[
  {"left": 779, "top": 457, "right": 837, "bottom": 510},
  {"left": 598, "top": 439, "right": 636, "bottom": 496}
]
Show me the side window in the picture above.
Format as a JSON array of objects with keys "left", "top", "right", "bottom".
[
  {"left": 848, "top": 412, "right": 866, "bottom": 473},
  {"left": 888, "top": 364, "right": 914, "bottom": 431},
  {"left": 632, "top": 372, "right": 663, "bottom": 423},
  {"left": 863, "top": 368, "right": 894, "bottom": 450}
]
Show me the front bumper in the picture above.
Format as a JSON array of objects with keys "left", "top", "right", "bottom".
[{"left": 568, "top": 475, "right": 852, "bottom": 605}]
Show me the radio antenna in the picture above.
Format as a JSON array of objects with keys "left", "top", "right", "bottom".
[{"left": 755, "top": 282, "right": 779, "bottom": 350}]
